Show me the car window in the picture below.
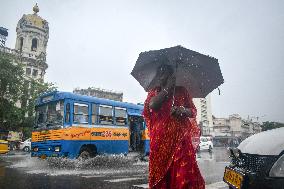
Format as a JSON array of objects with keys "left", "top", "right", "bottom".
[{"left": 201, "top": 138, "right": 207, "bottom": 142}]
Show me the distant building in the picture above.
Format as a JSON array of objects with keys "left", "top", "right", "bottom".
[
  {"left": 212, "top": 117, "right": 231, "bottom": 136},
  {"left": 0, "top": 4, "right": 49, "bottom": 81},
  {"left": 193, "top": 95, "right": 213, "bottom": 136},
  {"left": 74, "top": 87, "right": 123, "bottom": 102},
  {"left": 241, "top": 119, "right": 262, "bottom": 138},
  {"left": 230, "top": 114, "right": 246, "bottom": 137},
  {"left": 213, "top": 114, "right": 262, "bottom": 139}
]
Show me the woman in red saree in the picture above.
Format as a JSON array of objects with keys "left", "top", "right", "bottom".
[{"left": 143, "top": 65, "right": 205, "bottom": 189}]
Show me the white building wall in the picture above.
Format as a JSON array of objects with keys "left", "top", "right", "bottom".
[
  {"left": 193, "top": 95, "right": 213, "bottom": 136},
  {"left": 193, "top": 98, "right": 201, "bottom": 125}
]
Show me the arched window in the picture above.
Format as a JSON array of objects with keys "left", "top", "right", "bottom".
[
  {"left": 19, "top": 37, "right": 23, "bottom": 51},
  {"left": 31, "top": 38, "right": 38, "bottom": 51}
]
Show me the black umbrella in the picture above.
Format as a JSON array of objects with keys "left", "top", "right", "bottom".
[{"left": 131, "top": 45, "right": 224, "bottom": 98}]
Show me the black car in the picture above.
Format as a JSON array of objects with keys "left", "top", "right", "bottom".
[{"left": 223, "top": 127, "right": 284, "bottom": 189}]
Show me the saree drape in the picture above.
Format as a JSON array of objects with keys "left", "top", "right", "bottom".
[{"left": 143, "top": 87, "right": 205, "bottom": 189}]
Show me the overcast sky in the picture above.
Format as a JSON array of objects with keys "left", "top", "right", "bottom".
[{"left": 1, "top": 0, "right": 284, "bottom": 122}]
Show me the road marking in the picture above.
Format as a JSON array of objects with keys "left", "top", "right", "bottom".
[
  {"left": 82, "top": 175, "right": 105, "bottom": 178},
  {"left": 104, "top": 177, "right": 145, "bottom": 183},
  {"left": 206, "top": 181, "right": 228, "bottom": 189},
  {"left": 131, "top": 184, "right": 149, "bottom": 188}
]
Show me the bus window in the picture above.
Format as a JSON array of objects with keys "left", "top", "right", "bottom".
[
  {"left": 35, "top": 101, "right": 63, "bottom": 129},
  {"left": 91, "top": 104, "right": 97, "bottom": 124},
  {"left": 99, "top": 105, "right": 113, "bottom": 125},
  {"left": 115, "top": 107, "right": 127, "bottom": 126},
  {"left": 73, "top": 103, "right": 89, "bottom": 124},
  {"left": 65, "top": 103, "right": 70, "bottom": 123}
]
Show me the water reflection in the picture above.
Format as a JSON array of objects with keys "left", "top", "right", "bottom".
[
  {"left": 197, "top": 147, "right": 230, "bottom": 162},
  {"left": 0, "top": 163, "right": 5, "bottom": 177},
  {"left": 3, "top": 154, "right": 148, "bottom": 177},
  {"left": 2, "top": 148, "right": 229, "bottom": 176},
  {"left": 0, "top": 148, "right": 230, "bottom": 189}
]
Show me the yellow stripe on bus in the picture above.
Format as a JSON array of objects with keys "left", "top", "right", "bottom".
[
  {"left": 32, "top": 127, "right": 130, "bottom": 142},
  {"left": 32, "top": 126, "right": 150, "bottom": 142}
]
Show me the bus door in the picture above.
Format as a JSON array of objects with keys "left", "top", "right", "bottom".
[
  {"left": 64, "top": 100, "right": 72, "bottom": 127},
  {"left": 128, "top": 115, "right": 144, "bottom": 152}
]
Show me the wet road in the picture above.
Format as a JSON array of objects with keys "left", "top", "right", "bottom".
[{"left": 0, "top": 148, "right": 230, "bottom": 189}]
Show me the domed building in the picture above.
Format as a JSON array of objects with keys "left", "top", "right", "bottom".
[{"left": 0, "top": 4, "right": 49, "bottom": 81}]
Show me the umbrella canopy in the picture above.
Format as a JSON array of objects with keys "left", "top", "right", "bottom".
[{"left": 131, "top": 45, "right": 224, "bottom": 98}]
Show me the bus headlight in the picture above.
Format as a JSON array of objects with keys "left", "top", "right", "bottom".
[
  {"left": 269, "top": 154, "right": 284, "bottom": 177},
  {"left": 33, "top": 147, "right": 38, "bottom": 152},
  {"left": 54, "top": 146, "right": 61, "bottom": 152}
]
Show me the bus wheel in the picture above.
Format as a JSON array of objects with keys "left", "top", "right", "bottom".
[{"left": 79, "top": 148, "right": 92, "bottom": 160}]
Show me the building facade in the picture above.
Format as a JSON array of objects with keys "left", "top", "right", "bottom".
[
  {"left": 74, "top": 87, "right": 123, "bottom": 102},
  {"left": 212, "top": 117, "right": 231, "bottom": 136},
  {"left": 0, "top": 4, "right": 49, "bottom": 81},
  {"left": 213, "top": 114, "right": 262, "bottom": 139},
  {"left": 193, "top": 95, "right": 213, "bottom": 136}
]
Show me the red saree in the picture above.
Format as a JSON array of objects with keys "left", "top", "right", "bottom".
[{"left": 143, "top": 87, "right": 205, "bottom": 189}]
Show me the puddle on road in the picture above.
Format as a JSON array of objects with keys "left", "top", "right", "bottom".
[
  {"left": 2, "top": 148, "right": 228, "bottom": 181},
  {"left": 6, "top": 154, "right": 149, "bottom": 177}
]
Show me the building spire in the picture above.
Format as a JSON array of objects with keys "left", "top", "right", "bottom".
[{"left": 33, "top": 3, "right": 39, "bottom": 14}]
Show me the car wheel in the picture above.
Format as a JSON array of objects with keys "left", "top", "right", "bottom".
[{"left": 23, "top": 146, "right": 30, "bottom": 152}]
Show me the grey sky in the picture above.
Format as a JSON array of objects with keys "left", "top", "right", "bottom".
[{"left": 1, "top": 0, "right": 284, "bottom": 122}]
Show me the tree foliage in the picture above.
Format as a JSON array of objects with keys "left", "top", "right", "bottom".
[
  {"left": 0, "top": 54, "right": 24, "bottom": 130},
  {"left": 0, "top": 53, "right": 56, "bottom": 135},
  {"left": 261, "top": 121, "right": 284, "bottom": 131}
]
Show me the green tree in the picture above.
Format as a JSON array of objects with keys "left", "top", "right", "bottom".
[
  {"left": 0, "top": 54, "right": 24, "bottom": 130},
  {"left": 261, "top": 121, "right": 284, "bottom": 131},
  {"left": 0, "top": 53, "right": 56, "bottom": 137}
]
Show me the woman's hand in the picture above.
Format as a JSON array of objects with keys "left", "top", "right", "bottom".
[{"left": 170, "top": 106, "right": 192, "bottom": 119}]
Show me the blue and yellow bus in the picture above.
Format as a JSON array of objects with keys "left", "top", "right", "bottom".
[{"left": 31, "top": 91, "right": 149, "bottom": 159}]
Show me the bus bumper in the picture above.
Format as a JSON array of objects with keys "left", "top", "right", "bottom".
[{"left": 31, "top": 140, "right": 72, "bottom": 158}]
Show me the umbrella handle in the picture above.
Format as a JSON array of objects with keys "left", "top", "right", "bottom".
[
  {"left": 171, "top": 62, "right": 178, "bottom": 107},
  {"left": 171, "top": 86, "right": 176, "bottom": 107}
]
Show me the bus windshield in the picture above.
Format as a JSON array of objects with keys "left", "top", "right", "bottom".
[{"left": 34, "top": 100, "right": 64, "bottom": 130}]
